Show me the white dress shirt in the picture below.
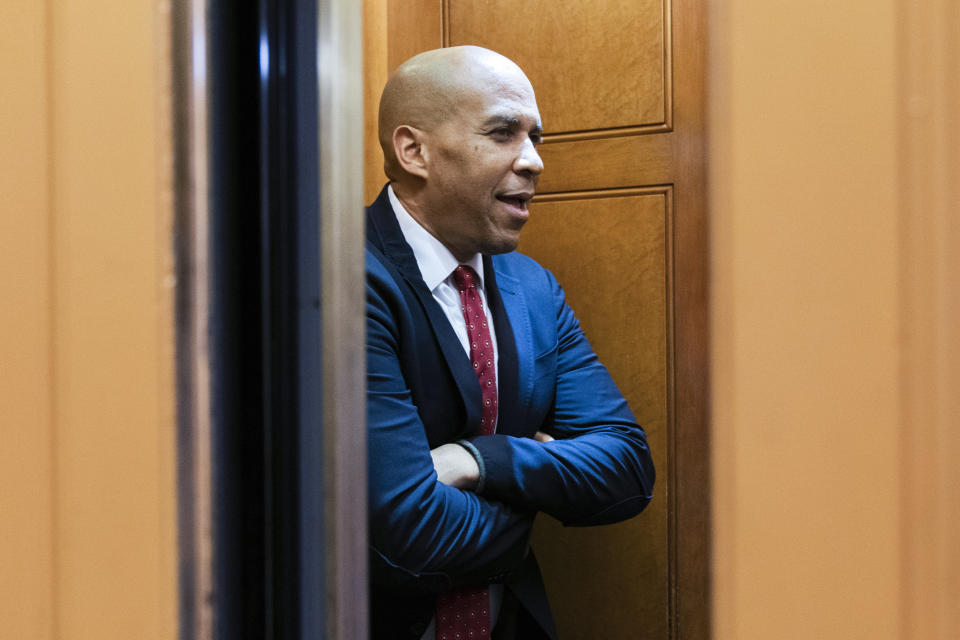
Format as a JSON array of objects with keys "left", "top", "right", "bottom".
[
  {"left": 388, "top": 185, "right": 500, "bottom": 390},
  {"left": 387, "top": 185, "right": 504, "bottom": 638}
]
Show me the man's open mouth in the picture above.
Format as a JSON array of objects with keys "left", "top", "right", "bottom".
[{"left": 497, "top": 194, "right": 532, "bottom": 209}]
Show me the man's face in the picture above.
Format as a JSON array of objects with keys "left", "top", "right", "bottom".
[{"left": 420, "top": 69, "right": 544, "bottom": 261}]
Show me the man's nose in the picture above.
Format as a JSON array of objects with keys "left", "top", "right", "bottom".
[{"left": 515, "top": 138, "right": 544, "bottom": 175}]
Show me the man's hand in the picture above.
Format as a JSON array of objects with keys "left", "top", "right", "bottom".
[
  {"left": 431, "top": 434, "right": 553, "bottom": 490},
  {"left": 430, "top": 443, "right": 480, "bottom": 490}
]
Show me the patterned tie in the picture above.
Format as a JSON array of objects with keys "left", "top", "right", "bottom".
[
  {"left": 434, "top": 265, "right": 497, "bottom": 640},
  {"left": 452, "top": 265, "right": 497, "bottom": 436}
]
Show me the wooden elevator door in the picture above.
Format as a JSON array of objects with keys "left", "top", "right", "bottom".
[{"left": 365, "top": 1, "right": 709, "bottom": 637}]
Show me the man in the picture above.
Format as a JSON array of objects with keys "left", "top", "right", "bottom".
[{"left": 366, "top": 45, "right": 655, "bottom": 639}]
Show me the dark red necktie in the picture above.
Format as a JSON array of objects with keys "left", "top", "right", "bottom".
[
  {"left": 452, "top": 265, "right": 497, "bottom": 436},
  {"left": 434, "top": 265, "right": 497, "bottom": 640}
]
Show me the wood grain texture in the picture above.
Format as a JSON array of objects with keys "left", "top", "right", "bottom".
[
  {"left": 387, "top": 0, "right": 443, "bottom": 72},
  {"left": 669, "top": 2, "right": 710, "bottom": 637},
  {"left": 537, "top": 133, "right": 674, "bottom": 194},
  {"left": 521, "top": 190, "right": 674, "bottom": 639},
  {"left": 447, "top": 0, "right": 669, "bottom": 135},
  {"left": 524, "top": 6, "right": 710, "bottom": 635},
  {"left": 364, "top": 0, "right": 389, "bottom": 203}
]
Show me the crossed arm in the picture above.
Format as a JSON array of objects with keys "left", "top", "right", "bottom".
[
  {"left": 429, "top": 431, "right": 554, "bottom": 489},
  {"left": 366, "top": 261, "right": 654, "bottom": 591}
]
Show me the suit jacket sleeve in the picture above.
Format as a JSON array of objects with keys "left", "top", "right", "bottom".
[
  {"left": 465, "top": 263, "right": 656, "bottom": 527},
  {"left": 366, "top": 254, "right": 533, "bottom": 592}
]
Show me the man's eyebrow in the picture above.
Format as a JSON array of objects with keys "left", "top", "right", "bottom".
[
  {"left": 482, "top": 115, "right": 522, "bottom": 128},
  {"left": 482, "top": 115, "right": 544, "bottom": 135}
]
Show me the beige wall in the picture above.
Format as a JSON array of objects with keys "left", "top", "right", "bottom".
[
  {"left": 0, "top": 1, "right": 177, "bottom": 638},
  {"left": 710, "top": 1, "right": 959, "bottom": 639}
]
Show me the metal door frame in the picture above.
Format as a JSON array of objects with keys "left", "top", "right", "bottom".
[{"left": 172, "top": 0, "right": 366, "bottom": 637}]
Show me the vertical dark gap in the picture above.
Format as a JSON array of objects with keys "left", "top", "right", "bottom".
[
  {"left": 259, "top": 0, "right": 279, "bottom": 633},
  {"left": 209, "top": 0, "right": 265, "bottom": 637},
  {"left": 207, "top": 0, "right": 319, "bottom": 638},
  {"left": 289, "top": 0, "right": 324, "bottom": 637},
  {"left": 171, "top": 2, "right": 196, "bottom": 637}
]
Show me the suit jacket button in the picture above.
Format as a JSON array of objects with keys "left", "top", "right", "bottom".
[{"left": 409, "top": 621, "right": 427, "bottom": 637}]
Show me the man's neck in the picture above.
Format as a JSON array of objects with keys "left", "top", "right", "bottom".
[
  {"left": 387, "top": 184, "right": 484, "bottom": 291},
  {"left": 389, "top": 182, "right": 474, "bottom": 263}
]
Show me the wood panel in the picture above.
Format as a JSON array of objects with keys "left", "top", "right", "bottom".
[
  {"left": 536, "top": 135, "right": 674, "bottom": 194},
  {"left": 519, "top": 190, "right": 673, "bottom": 639},
  {"left": 444, "top": 1, "right": 707, "bottom": 637},
  {"left": 386, "top": 0, "right": 443, "bottom": 74},
  {"left": 364, "top": 0, "right": 389, "bottom": 204},
  {"left": 447, "top": 0, "right": 670, "bottom": 136}
]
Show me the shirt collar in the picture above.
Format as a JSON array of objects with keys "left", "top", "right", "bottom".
[{"left": 388, "top": 184, "right": 485, "bottom": 291}]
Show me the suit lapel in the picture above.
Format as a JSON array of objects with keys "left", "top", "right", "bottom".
[
  {"left": 485, "top": 256, "right": 534, "bottom": 436},
  {"left": 367, "top": 188, "right": 482, "bottom": 434}
]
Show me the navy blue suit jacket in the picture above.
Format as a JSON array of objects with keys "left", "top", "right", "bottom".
[{"left": 366, "top": 186, "right": 655, "bottom": 638}]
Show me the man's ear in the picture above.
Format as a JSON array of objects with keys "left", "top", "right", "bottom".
[{"left": 392, "top": 125, "right": 429, "bottom": 180}]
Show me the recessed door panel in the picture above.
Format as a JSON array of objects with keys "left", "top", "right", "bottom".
[
  {"left": 447, "top": 0, "right": 670, "bottom": 134},
  {"left": 519, "top": 189, "right": 672, "bottom": 638}
]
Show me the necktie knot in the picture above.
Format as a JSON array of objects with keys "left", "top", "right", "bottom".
[{"left": 452, "top": 265, "right": 478, "bottom": 292}]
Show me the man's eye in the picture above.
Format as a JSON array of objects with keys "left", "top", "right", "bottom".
[
  {"left": 490, "top": 127, "right": 513, "bottom": 138},
  {"left": 530, "top": 133, "right": 543, "bottom": 145}
]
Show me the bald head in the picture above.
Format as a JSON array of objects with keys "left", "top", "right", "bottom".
[{"left": 378, "top": 46, "right": 534, "bottom": 180}]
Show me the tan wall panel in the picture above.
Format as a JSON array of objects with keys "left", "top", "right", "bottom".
[
  {"left": 0, "top": 0, "right": 177, "bottom": 637},
  {"left": 2, "top": 1, "right": 178, "bottom": 636},
  {"left": 0, "top": 2, "right": 55, "bottom": 638},
  {"left": 710, "top": 1, "right": 901, "bottom": 638},
  {"left": 448, "top": 0, "right": 668, "bottom": 134},
  {"left": 521, "top": 191, "right": 671, "bottom": 638},
  {"left": 50, "top": 1, "right": 177, "bottom": 637},
  {"left": 897, "top": 1, "right": 960, "bottom": 637}
]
